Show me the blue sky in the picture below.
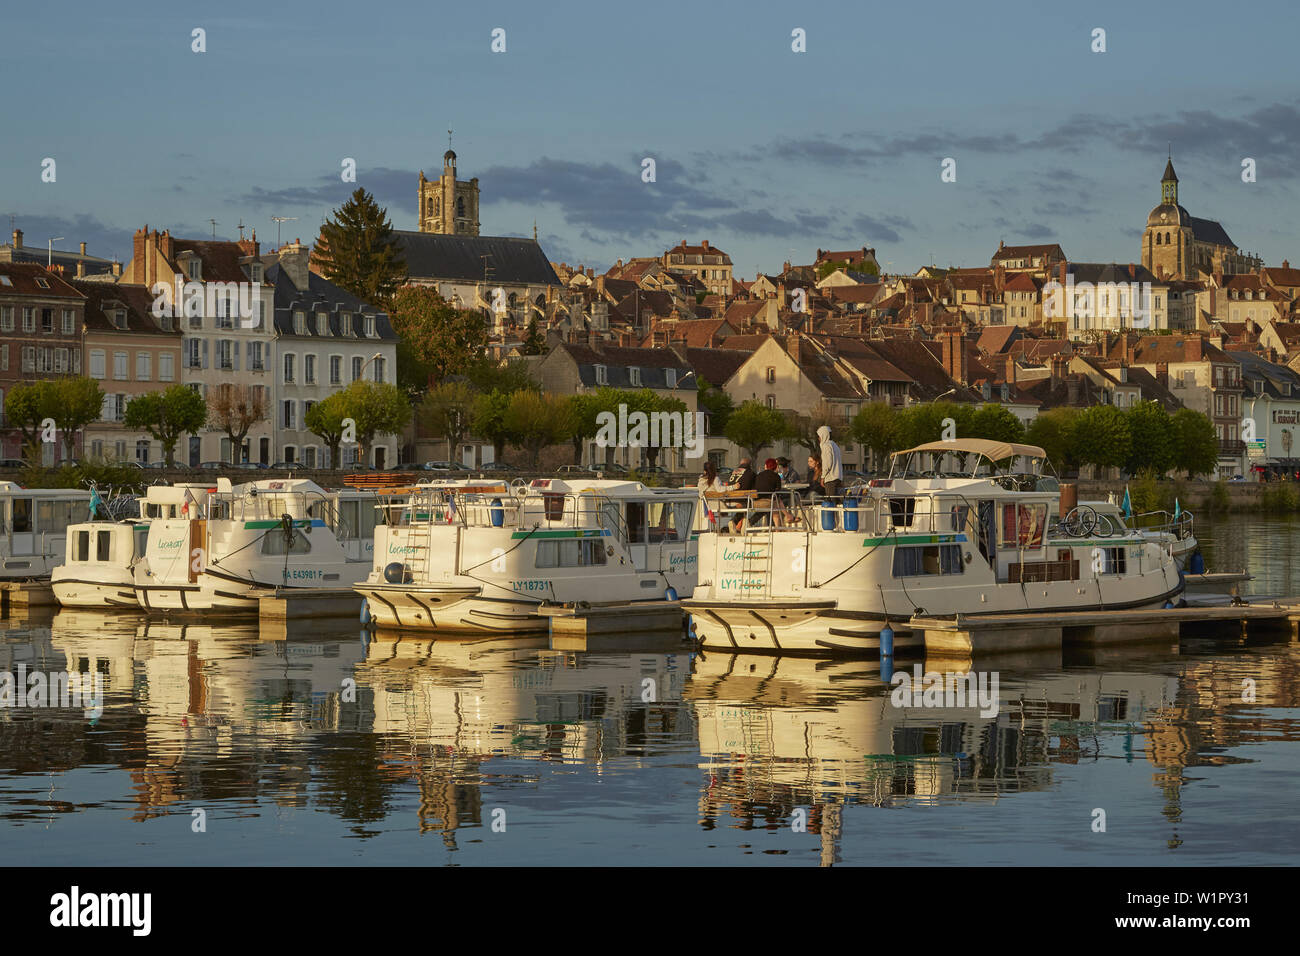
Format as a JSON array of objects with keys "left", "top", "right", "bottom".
[{"left": 3, "top": 0, "right": 1298, "bottom": 278}]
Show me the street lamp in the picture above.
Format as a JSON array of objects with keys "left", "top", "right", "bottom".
[
  {"left": 47, "top": 237, "right": 63, "bottom": 267},
  {"left": 357, "top": 351, "right": 384, "bottom": 381}
]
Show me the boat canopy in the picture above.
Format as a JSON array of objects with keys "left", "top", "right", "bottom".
[{"left": 891, "top": 439, "right": 1047, "bottom": 462}]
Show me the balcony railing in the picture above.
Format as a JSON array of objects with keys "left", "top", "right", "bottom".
[{"left": 1218, "top": 439, "right": 1246, "bottom": 457}]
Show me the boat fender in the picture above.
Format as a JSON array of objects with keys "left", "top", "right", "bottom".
[
  {"left": 879, "top": 624, "right": 895, "bottom": 660},
  {"left": 383, "top": 562, "right": 408, "bottom": 584},
  {"left": 360, "top": 598, "right": 371, "bottom": 624},
  {"left": 280, "top": 513, "right": 295, "bottom": 544},
  {"left": 665, "top": 586, "right": 678, "bottom": 601}
]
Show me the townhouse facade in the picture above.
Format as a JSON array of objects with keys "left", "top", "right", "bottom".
[
  {"left": 0, "top": 262, "right": 86, "bottom": 462},
  {"left": 265, "top": 241, "right": 399, "bottom": 469},
  {"left": 74, "top": 280, "right": 182, "bottom": 464}
]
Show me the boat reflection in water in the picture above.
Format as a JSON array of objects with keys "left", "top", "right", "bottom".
[
  {"left": 688, "top": 650, "right": 1184, "bottom": 862},
  {"left": 4, "top": 604, "right": 1298, "bottom": 863}
]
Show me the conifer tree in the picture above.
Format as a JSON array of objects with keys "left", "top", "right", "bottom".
[{"left": 314, "top": 188, "right": 407, "bottom": 306}]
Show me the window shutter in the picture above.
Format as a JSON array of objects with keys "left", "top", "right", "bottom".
[
  {"left": 201, "top": 339, "right": 209, "bottom": 368},
  {"left": 246, "top": 341, "right": 253, "bottom": 368},
  {"left": 233, "top": 341, "right": 240, "bottom": 370}
]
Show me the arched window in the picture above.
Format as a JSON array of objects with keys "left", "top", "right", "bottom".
[
  {"left": 457, "top": 196, "right": 466, "bottom": 218},
  {"left": 1155, "top": 233, "right": 1162, "bottom": 245},
  {"left": 434, "top": 197, "right": 440, "bottom": 216},
  {"left": 1165, "top": 232, "right": 1171, "bottom": 244}
]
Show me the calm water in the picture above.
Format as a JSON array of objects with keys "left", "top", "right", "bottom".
[{"left": 2, "top": 514, "right": 1298, "bottom": 867}]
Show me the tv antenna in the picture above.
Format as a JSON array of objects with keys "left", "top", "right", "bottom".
[
  {"left": 208, "top": 219, "right": 219, "bottom": 238},
  {"left": 237, "top": 219, "right": 246, "bottom": 240},
  {"left": 271, "top": 216, "right": 298, "bottom": 247}
]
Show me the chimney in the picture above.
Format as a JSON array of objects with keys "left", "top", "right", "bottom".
[
  {"left": 111, "top": 260, "right": 122, "bottom": 277},
  {"left": 79, "top": 242, "right": 86, "bottom": 256},
  {"left": 278, "top": 238, "right": 310, "bottom": 291},
  {"left": 76, "top": 261, "right": 85, "bottom": 278},
  {"left": 159, "top": 229, "right": 174, "bottom": 262},
  {"left": 1066, "top": 376, "right": 1080, "bottom": 406},
  {"left": 1005, "top": 353, "right": 1017, "bottom": 383},
  {"left": 786, "top": 331, "right": 801, "bottom": 362},
  {"left": 701, "top": 240, "right": 709, "bottom": 250},
  {"left": 1284, "top": 259, "right": 1291, "bottom": 270},
  {"left": 11, "top": 229, "right": 22, "bottom": 249},
  {"left": 1128, "top": 262, "right": 1136, "bottom": 279},
  {"left": 595, "top": 274, "right": 605, "bottom": 297}
]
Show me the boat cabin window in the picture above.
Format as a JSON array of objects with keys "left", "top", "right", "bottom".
[
  {"left": 886, "top": 497, "right": 916, "bottom": 528},
  {"left": 1100, "top": 546, "right": 1127, "bottom": 575},
  {"left": 646, "top": 501, "right": 693, "bottom": 543},
  {"left": 134, "top": 527, "right": 149, "bottom": 560},
  {"left": 74, "top": 529, "right": 91, "bottom": 562},
  {"left": 11, "top": 498, "right": 32, "bottom": 533},
  {"left": 96, "top": 529, "right": 112, "bottom": 562},
  {"left": 626, "top": 502, "right": 647, "bottom": 543},
  {"left": 1001, "top": 503, "right": 1046, "bottom": 549},
  {"left": 261, "top": 527, "right": 312, "bottom": 555},
  {"left": 536, "top": 538, "right": 607, "bottom": 568},
  {"left": 35, "top": 499, "right": 86, "bottom": 532},
  {"left": 892, "top": 544, "right": 964, "bottom": 576}
]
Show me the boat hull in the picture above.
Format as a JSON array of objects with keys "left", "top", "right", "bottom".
[
  {"left": 51, "top": 572, "right": 139, "bottom": 609},
  {"left": 357, "top": 583, "right": 547, "bottom": 633}
]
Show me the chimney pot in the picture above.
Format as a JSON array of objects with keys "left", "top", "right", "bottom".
[
  {"left": 79, "top": 242, "right": 86, "bottom": 256},
  {"left": 11, "top": 229, "right": 22, "bottom": 249}
]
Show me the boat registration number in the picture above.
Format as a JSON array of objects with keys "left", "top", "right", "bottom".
[{"left": 511, "top": 579, "right": 550, "bottom": 593}]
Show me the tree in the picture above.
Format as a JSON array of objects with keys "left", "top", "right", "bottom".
[
  {"left": 471, "top": 390, "right": 514, "bottom": 462},
  {"left": 335, "top": 380, "right": 412, "bottom": 463},
  {"left": 4, "top": 382, "right": 49, "bottom": 461},
  {"left": 1072, "top": 405, "right": 1131, "bottom": 472},
  {"left": 1025, "top": 407, "right": 1081, "bottom": 474},
  {"left": 1124, "top": 401, "right": 1175, "bottom": 475},
  {"left": 305, "top": 392, "right": 349, "bottom": 468},
  {"left": 124, "top": 385, "right": 207, "bottom": 466},
  {"left": 566, "top": 391, "right": 610, "bottom": 465},
  {"left": 724, "top": 401, "right": 790, "bottom": 461},
  {"left": 851, "top": 401, "right": 900, "bottom": 471},
  {"left": 968, "top": 404, "right": 1026, "bottom": 445},
  {"left": 696, "top": 377, "right": 735, "bottom": 435},
  {"left": 209, "top": 384, "right": 267, "bottom": 464},
  {"left": 43, "top": 377, "right": 104, "bottom": 461},
  {"left": 893, "top": 401, "right": 974, "bottom": 450},
  {"left": 624, "top": 388, "right": 688, "bottom": 470},
  {"left": 314, "top": 187, "right": 406, "bottom": 307},
  {"left": 418, "top": 381, "right": 476, "bottom": 461},
  {"left": 1171, "top": 407, "right": 1218, "bottom": 478},
  {"left": 388, "top": 285, "right": 489, "bottom": 387},
  {"left": 465, "top": 356, "right": 539, "bottom": 394},
  {"left": 503, "top": 391, "right": 572, "bottom": 468},
  {"left": 523, "top": 317, "right": 545, "bottom": 355},
  {"left": 794, "top": 399, "right": 840, "bottom": 456}
]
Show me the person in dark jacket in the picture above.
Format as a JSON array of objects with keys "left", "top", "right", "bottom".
[{"left": 754, "top": 458, "right": 787, "bottom": 527}]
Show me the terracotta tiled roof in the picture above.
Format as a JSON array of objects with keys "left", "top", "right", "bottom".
[
  {"left": 0, "top": 261, "right": 85, "bottom": 299},
  {"left": 73, "top": 280, "right": 174, "bottom": 334}
]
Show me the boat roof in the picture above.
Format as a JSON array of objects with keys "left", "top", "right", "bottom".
[
  {"left": 0, "top": 481, "right": 90, "bottom": 498},
  {"left": 892, "top": 439, "right": 1047, "bottom": 461},
  {"left": 527, "top": 478, "right": 694, "bottom": 497}
]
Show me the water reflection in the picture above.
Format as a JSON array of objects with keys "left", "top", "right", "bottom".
[{"left": 1, "top": 604, "right": 1298, "bottom": 864}]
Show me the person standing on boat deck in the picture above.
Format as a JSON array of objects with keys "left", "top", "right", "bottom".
[{"left": 818, "top": 426, "right": 843, "bottom": 498}]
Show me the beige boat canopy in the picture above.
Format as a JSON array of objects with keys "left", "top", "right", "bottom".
[{"left": 891, "top": 439, "right": 1047, "bottom": 461}]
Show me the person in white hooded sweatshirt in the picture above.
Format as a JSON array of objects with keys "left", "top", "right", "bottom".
[{"left": 817, "top": 425, "right": 843, "bottom": 498}]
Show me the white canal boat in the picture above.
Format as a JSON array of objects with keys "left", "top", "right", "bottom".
[
  {"left": 51, "top": 483, "right": 214, "bottom": 608},
  {"left": 684, "top": 440, "right": 1185, "bottom": 657},
  {"left": 0, "top": 482, "right": 91, "bottom": 579},
  {"left": 132, "top": 478, "right": 376, "bottom": 614},
  {"left": 356, "top": 477, "right": 699, "bottom": 632}
]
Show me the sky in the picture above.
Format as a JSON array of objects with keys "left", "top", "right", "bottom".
[{"left": 2, "top": 0, "right": 1298, "bottom": 279}]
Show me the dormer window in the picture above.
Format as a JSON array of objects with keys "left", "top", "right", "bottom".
[
  {"left": 316, "top": 312, "right": 329, "bottom": 336},
  {"left": 666, "top": 369, "right": 677, "bottom": 388},
  {"left": 187, "top": 259, "right": 200, "bottom": 280},
  {"left": 629, "top": 367, "right": 641, "bottom": 386},
  {"left": 342, "top": 312, "right": 355, "bottom": 336},
  {"left": 35, "top": 277, "right": 50, "bottom": 289},
  {"left": 364, "top": 316, "right": 375, "bottom": 338},
  {"left": 594, "top": 364, "right": 607, "bottom": 385},
  {"left": 249, "top": 263, "right": 262, "bottom": 283},
  {"left": 294, "top": 311, "right": 306, "bottom": 335},
  {"left": 114, "top": 310, "right": 128, "bottom": 330}
]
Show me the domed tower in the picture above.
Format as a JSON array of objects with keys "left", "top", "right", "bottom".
[
  {"left": 417, "top": 147, "right": 481, "bottom": 235},
  {"left": 1141, "top": 158, "right": 1192, "bottom": 279}
]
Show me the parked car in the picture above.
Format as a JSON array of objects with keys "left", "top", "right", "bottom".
[
  {"left": 269, "top": 461, "right": 297, "bottom": 470},
  {"left": 594, "top": 462, "right": 629, "bottom": 475},
  {"left": 486, "top": 462, "right": 519, "bottom": 472},
  {"left": 0, "top": 458, "right": 27, "bottom": 469},
  {"left": 556, "top": 464, "right": 594, "bottom": 476},
  {"left": 421, "top": 460, "right": 470, "bottom": 472},
  {"left": 198, "top": 461, "right": 226, "bottom": 470}
]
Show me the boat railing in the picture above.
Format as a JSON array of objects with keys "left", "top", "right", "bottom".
[
  {"left": 1129, "top": 508, "right": 1194, "bottom": 540},
  {"left": 703, "top": 490, "right": 814, "bottom": 531}
]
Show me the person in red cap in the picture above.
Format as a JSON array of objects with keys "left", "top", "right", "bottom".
[{"left": 753, "top": 457, "right": 786, "bottom": 526}]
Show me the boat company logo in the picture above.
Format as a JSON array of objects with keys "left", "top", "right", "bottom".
[
  {"left": 49, "top": 887, "right": 151, "bottom": 936},
  {"left": 594, "top": 404, "right": 706, "bottom": 459},
  {"left": 890, "top": 664, "right": 1000, "bottom": 718},
  {"left": 0, "top": 667, "right": 104, "bottom": 720}
]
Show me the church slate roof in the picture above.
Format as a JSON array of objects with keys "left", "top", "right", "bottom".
[
  {"left": 394, "top": 231, "right": 560, "bottom": 286},
  {"left": 1189, "top": 216, "right": 1236, "bottom": 249}
]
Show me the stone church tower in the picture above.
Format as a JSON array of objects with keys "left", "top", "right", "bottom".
[
  {"left": 1142, "top": 158, "right": 1192, "bottom": 280},
  {"left": 418, "top": 150, "right": 480, "bottom": 235}
]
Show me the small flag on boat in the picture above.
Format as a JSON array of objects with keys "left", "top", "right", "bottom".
[
  {"left": 446, "top": 495, "right": 456, "bottom": 524},
  {"left": 1121, "top": 485, "right": 1132, "bottom": 518},
  {"left": 89, "top": 486, "right": 103, "bottom": 519},
  {"left": 703, "top": 497, "right": 716, "bottom": 525},
  {"left": 1173, "top": 497, "right": 1181, "bottom": 522},
  {"left": 181, "top": 488, "right": 193, "bottom": 516}
]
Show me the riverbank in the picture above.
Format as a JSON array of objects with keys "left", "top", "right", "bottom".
[{"left": 1076, "top": 477, "right": 1297, "bottom": 514}]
